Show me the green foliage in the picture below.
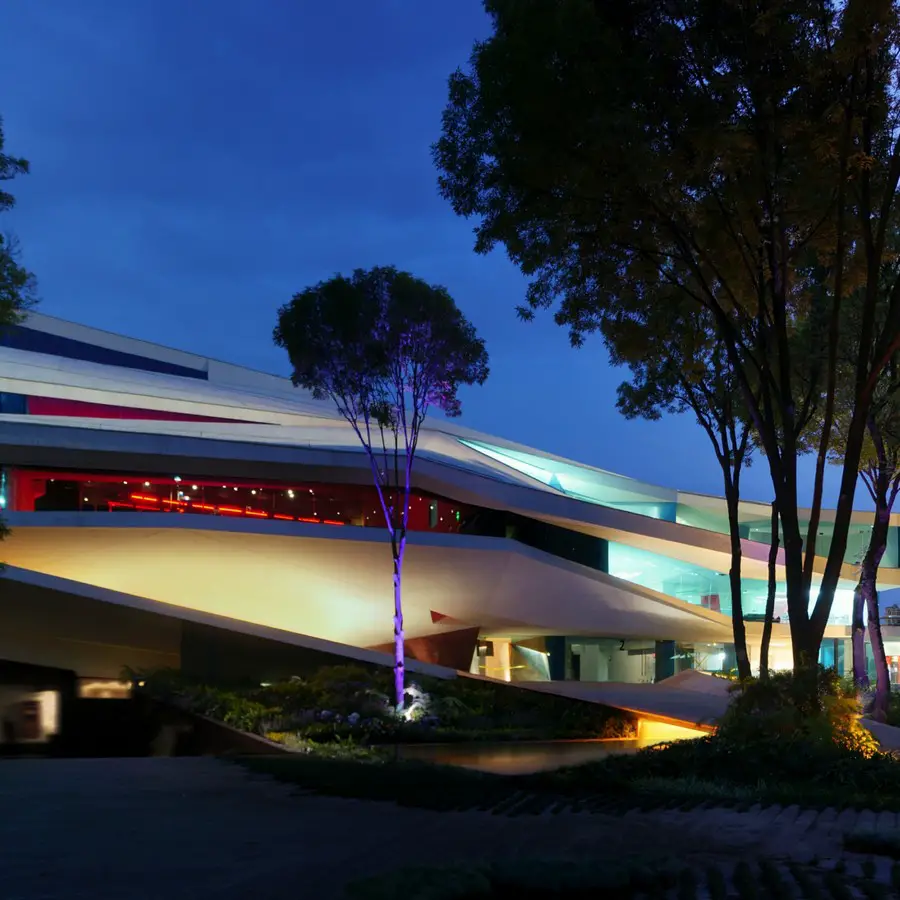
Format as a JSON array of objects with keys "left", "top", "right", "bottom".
[
  {"left": 0, "top": 116, "right": 29, "bottom": 213},
  {"left": 717, "top": 667, "right": 880, "bottom": 760},
  {"left": 532, "top": 667, "right": 894, "bottom": 807},
  {"left": 264, "top": 733, "right": 387, "bottom": 761},
  {"left": 0, "top": 118, "right": 37, "bottom": 323},
  {"left": 126, "top": 665, "right": 636, "bottom": 744},
  {"left": 0, "top": 234, "right": 36, "bottom": 324},
  {"left": 274, "top": 266, "right": 489, "bottom": 424},
  {"left": 435, "top": 0, "right": 900, "bottom": 667}
]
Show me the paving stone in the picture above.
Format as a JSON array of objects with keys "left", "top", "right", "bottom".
[
  {"left": 0, "top": 760, "right": 874, "bottom": 900},
  {"left": 855, "top": 809, "right": 878, "bottom": 832},
  {"left": 793, "top": 808, "right": 819, "bottom": 833},
  {"left": 772, "top": 803, "right": 801, "bottom": 825},
  {"left": 818, "top": 807, "right": 839, "bottom": 826},
  {"left": 835, "top": 808, "right": 860, "bottom": 832}
]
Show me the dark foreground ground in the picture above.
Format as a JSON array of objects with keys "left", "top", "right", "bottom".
[{"left": 0, "top": 757, "right": 895, "bottom": 899}]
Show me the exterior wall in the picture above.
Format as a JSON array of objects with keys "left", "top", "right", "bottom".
[
  {"left": 0, "top": 581, "right": 181, "bottom": 679},
  {"left": 1, "top": 518, "right": 735, "bottom": 649}
]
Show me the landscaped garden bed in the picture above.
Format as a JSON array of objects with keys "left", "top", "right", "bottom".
[
  {"left": 126, "top": 664, "right": 637, "bottom": 759},
  {"left": 132, "top": 664, "right": 900, "bottom": 816},
  {"left": 231, "top": 667, "right": 900, "bottom": 820}
]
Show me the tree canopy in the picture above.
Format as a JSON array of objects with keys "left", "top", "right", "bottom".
[
  {"left": 0, "top": 116, "right": 36, "bottom": 321},
  {"left": 274, "top": 265, "right": 489, "bottom": 495},
  {"left": 436, "top": 0, "right": 900, "bottom": 666}
]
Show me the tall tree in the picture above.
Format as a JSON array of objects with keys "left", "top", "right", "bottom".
[
  {"left": 274, "top": 266, "right": 489, "bottom": 711},
  {"left": 836, "top": 325, "right": 900, "bottom": 716},
  {"left": 605, "top": 301, "right": 755, "bottom": 680},
  {"left": 855, "top": 414, "right": 900, "bottom": 720},
  {"left": 0, "top": 116, "right": 36, "bottom": 320},
  {"left": 829, "top": 253, "right": 900, "bottom": 716},
  {"left": 435, "top": 0, "right": 900, "bottom": 674}
]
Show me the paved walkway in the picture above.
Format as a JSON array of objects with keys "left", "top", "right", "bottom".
[{"left": 0, "top": 758, "right": 892, "bottom": 899}]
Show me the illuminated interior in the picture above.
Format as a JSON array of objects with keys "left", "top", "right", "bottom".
[
  {"left": 5, "top": 468, "right": 471, "bottom": 532},
  {"left": 607, "top": 541, "right": 856, "bottom": 625},
  {"left": 459, "top": 439, "right": 679, "bottom": 520},
  {"left": 460, "top": 440, "right": 896, "bottom": 568}
]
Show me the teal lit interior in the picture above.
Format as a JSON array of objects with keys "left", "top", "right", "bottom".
[
  {"left": 459, "top": 439, "right": 678, "bottom": 520},
  {"left": 460, "top": 439, "right": 897, "bottom": 570},
  {"left": 606, "top": 541, "right": 856, "bottom": 625}
]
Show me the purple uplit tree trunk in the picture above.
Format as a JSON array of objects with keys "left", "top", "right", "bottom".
[
  {"left": 851, "top": 586, "right": 870, "bottom": 689},
  {"left": 392, "top": 534, "right": 406, "bottom": 714}
]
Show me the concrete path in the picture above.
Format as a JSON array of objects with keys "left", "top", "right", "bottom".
[{"left": 0, "top": 757, "right": 894, "bottom": 899}]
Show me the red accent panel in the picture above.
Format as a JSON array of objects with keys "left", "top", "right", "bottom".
[
  {"left": 27, "top": 395, "right": 246, "bottom": 423},
  {"left": 372, "top": 627, "right": 481, "bottom": 672},
  {"left": 430, "top": 610, "right": 467, "bottom": 625}
]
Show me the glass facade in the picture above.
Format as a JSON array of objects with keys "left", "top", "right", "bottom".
[
  {"left": 461, "top": 438, "right": 900, "bottom": 573},
  {"left": 459, "top": 439, "right": 678, "bottom": 520},
  {"left": 607, "top": 540, "right": 856, "bottom": 625},
  {"left": 5, "top": 468, "right": 470, "bottom": 533}
]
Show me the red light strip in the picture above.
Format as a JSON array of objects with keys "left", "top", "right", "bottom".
[{"left": 117, "top": 492, "right": 346, "bottom": 525}]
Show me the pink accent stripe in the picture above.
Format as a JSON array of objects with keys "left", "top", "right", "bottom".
[{"left": 27, "top": 395, "right": 247, "bottom": 423}]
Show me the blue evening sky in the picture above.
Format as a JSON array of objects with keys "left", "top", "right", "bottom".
[{"left": 1, "top": 0, "right": 848, "bottom": 508}]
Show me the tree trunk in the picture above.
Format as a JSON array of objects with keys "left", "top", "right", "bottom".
[
  {"left": 392, "top": 533, "right": 406, "bottom": 713},
  {"left": 851, "top": 583, "right": 869, "bottom": 689},
  {"left": 759, "top": 501, "right": 779, "bottom": 680},
  {"left": 724, "top": 486, "right": 752, "bottom": 680},
  {"left": 861, "top": 507, "right": 891, "bottom": 722},
  {"left": 777, "top": 493, "right": 815, "bottom": 670}
]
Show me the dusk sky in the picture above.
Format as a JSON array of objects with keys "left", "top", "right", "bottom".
[{"left": 1, "top": 0, "right": 849, "bottom": 508}]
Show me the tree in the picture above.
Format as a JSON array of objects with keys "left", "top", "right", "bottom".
[
  {"left": 854, "top": 413, "right": 900, "bottom": 720},
  {"left": 274, "top": 266, "right": 489, "bottom": 711},
  {"left": 839, "top": 321, "right": 900, "bottom": 717},
  {"left": 605, "top": 300, "right": 755, "bottom": 680},
  {"left": 0, "top": 117, "right": 36, "bottom": 320},
  {"left": 435, "top": 0, "right": 900, "bottom": 675},
  {"left": 826, "top": 253, "right": 900, "bottom": 717}
]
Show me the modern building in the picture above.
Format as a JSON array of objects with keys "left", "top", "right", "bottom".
[{"left": 0, "top": 312, "right": 897, "bottom": 732}]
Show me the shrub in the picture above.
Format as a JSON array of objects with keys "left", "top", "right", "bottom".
[{"left": 716, "top": 667, "right": 880, "bottom": 762}]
